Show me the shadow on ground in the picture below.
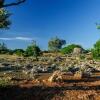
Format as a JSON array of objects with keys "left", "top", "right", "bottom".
[{"left": 0, "top": 79, "right": 100, "bottom": 100}]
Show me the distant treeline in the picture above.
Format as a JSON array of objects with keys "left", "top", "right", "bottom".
[{"left": 0, "top": 37, "right": 100, "bottom": 59}]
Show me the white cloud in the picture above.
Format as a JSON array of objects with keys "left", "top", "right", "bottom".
[
  {"left": 15, "top": 37, "right": 32, "bottom": 41},
  {"left": 0, "top": 37, "right": 33, "bottom": 41},
  {"left": 0, "top": 38, "right": 13, "bottom": 40}
]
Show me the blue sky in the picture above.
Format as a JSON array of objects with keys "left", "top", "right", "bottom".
[{"left": 0, "top": 0, "right": 100, "bottom": 50}]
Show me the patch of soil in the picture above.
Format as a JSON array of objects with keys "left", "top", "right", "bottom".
[{"left": 0, "top": 72, "right": 100, "bottom": 100}]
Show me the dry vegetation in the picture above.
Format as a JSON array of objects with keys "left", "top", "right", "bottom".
[{"left": 0, "top": 53, "right": 100, "bottom": 100}]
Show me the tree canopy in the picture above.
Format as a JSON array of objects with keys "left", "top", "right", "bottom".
[
  {"left": 0, "top": 0, "right": 26, "bottom": 29},
  {"left": 0, "top": 8, "right": 11, "bottom": 29},
  {"left": 0, "top": 0, "right": 26, "bottom": 8},
  {"left": 48, "top": 37, "right": 66, "bottom": 52},
  {"left": 96, "top": 22, "right": 100, "bottom": 29}
]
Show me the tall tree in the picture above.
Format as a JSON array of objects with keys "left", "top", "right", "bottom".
[
  {"left": 0, "top": 0, "right": 26, "bottom": 29},
  {"left": 0, "top": 8, "right": 11, "bottom": 29},
  {"left": 48, "top": 37, "right": 66, "bottom": 52}
]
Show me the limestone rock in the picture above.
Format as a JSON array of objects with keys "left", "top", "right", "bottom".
[
  {"left": 48, "top": 70, "right": 63, "bottom": 82},
  {"left": 74, "top": 71, "right": 82, "bottom": 79},
  {"left": 73, "top": 47, "right": 82, "bottom": 55}
]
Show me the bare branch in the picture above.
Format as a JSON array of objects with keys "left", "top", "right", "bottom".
[{"left": 0, "top": 0, "right": 26, "bottom": 8}]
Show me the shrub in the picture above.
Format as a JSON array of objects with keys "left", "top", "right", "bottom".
[
  {"left": 25, "top": 41, "right": 41, "bottom": 60},
  {"left": 13, "top": 49, "right": 25, "bottom": 56},
  {"left": 61, "top": 44, "right": 82, "bottom": 54},
  {"left": 92, "top": 39, "right": 100, "bottom": 59}
]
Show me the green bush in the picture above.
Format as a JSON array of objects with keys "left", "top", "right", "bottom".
[
  {"left": 13, "top": 49, "right": 25, "bottom": 56},
  {"left": 92, "top": 39, "right": 100, "bottom": 59},
  {"left": 61, "top": 44, "right": 82, "bottom": 54},
  {"left": 25, "top": 41, "right": 41, "bottom": 60}
]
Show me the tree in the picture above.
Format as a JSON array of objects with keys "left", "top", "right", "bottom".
[
  {"left": 25, "top": 40, "right": 41, "bottom": 60},
  {"left": 48, "top": 37, "right": 66, "bottom": 52},
  {"left": 0, "top": 8, "right": 11, "bottom": 29},
  {"left": 61, "top": 44, "right": 82, "bottom": 54},
  {"left": 0, "top": 42, "right": 8, "bottom": 54},
  {"left": 96, "top": 23, "right": 100, "bottom": 29},
  {"left": 92, "top": 39, "right": 100, "bottom": 59},
  {"left": 0, "top": 0, "right": 26, "bottom": 8},
  {"left": 0, "top": 0, "right": 26, "bottom": 29}
]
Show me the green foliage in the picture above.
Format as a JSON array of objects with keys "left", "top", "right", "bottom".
[
  {"left": 48, "top": 37, "right": 66, "bottom": 52},
  {"left": 25, "top": 41, "right": 41, "bottom": 57},
  {"left": 13, "top": 49, "right": 25, "bottom": 56},
  {"left": 61, "top": 44, "right": 82, "bottom": 54},
  {"left": 0, "top": 41, "right": 41, "bottom": 57},
  {"left": 96, "top": 25, "right": 100, "bottom": 29},
  {"left": 0, "top": 42, "right": 9, "bottom": 54},
  {"left": 96, "top": 23, "right": 100, "bottom": 29},
  {"left": 92, "top": 39, "right": 100, "bottom": 59},
  {"left": 0, "top": 8, "right": 11, "bottom": 29}
]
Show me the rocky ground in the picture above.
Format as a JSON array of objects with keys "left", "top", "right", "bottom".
[
  {"left": 0, "top": 54, "right": 100, "bottom": 100},
  {"left": 0, "top": 72, "right": 100, "bottom": 100}
]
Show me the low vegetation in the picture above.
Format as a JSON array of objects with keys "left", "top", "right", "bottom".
[
  {"left": 0, "top": 37, "right": 99, "bottom": 100},
  {"left": 61, "top": 44, "right": 83, "bottom": 54},
  {"left": 0, "top": 37, "right": 100, "bottom": 60}
]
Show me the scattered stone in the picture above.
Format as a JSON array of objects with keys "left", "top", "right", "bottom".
[
  {"left": 73, "top": 47, "right": 83, "bottom": 55},
  {"left": 48, "top": 70, "right": 63, "bottom": 82},
  {"left": 74, "top": 71, "right": 82, "bottom": 79}
]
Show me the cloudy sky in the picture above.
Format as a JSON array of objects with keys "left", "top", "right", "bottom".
[{"left": 1, "top": 0, "right": 100, "bottom": 49}]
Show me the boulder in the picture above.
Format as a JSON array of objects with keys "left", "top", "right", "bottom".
[
  {"left": 73, "top": 47, "right": 83, "bottom": 55},
  {"left": 48, "top": 70, "right": 63, "bottom": 82}
]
